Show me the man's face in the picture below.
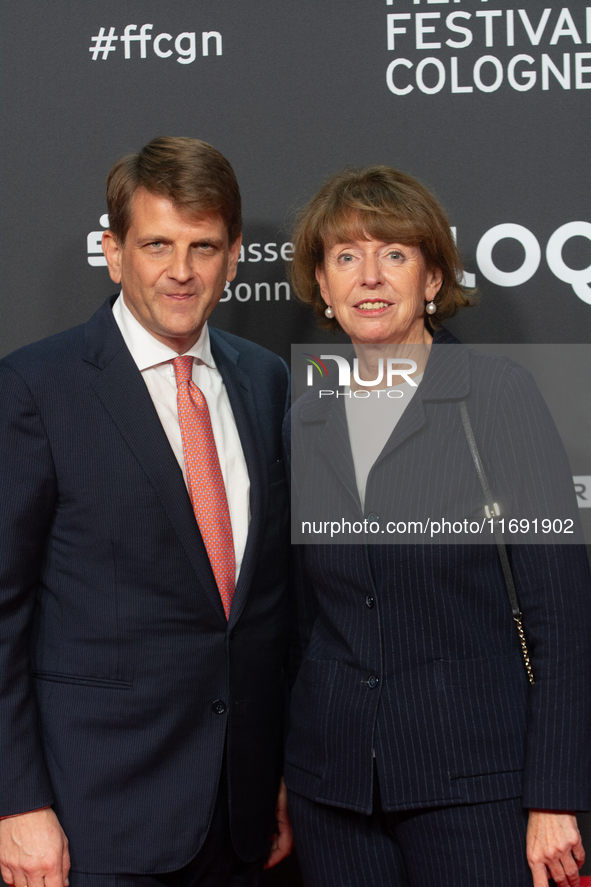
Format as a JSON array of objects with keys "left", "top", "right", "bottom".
[{"left": 102, "top": 188, "right": 241, "bottom": 353}]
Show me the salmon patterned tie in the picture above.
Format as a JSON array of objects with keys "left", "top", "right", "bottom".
[{"left": 173, "top": 355, "right": 235, "bottom": 619}]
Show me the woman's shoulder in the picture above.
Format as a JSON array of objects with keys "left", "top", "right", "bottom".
[{"left": 433, "top": 326, "right": 538, "bottom": 392}]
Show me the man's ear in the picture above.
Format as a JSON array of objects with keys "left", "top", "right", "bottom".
[
  {"left": 226, "top": 234, "right": 242, "bottom": 283},
  {"left": 101, "top": 231, "right": 123, "bottom": 284}
]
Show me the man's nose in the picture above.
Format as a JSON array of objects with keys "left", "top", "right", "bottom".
[{"left": 168, "top": 250, "right": 193, "bottom": 282}]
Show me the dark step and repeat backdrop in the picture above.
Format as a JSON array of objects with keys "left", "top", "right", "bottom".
[{"left": 1, "top": 3, "right": 590, "bottom": 884}]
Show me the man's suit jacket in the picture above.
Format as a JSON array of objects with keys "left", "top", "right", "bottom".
[
  {"left": 0, "top": 297, "right": 290, "bottom": 873},
  {"left": 285, "top": 328, "right": 591, "bottom": 815}
]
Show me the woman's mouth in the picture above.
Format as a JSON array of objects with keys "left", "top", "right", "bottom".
[{"left": 355, "top": 300, "right": 390, "bottom": 311}]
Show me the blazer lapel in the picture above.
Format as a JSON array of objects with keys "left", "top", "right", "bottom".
[
  {"left": 372, "top": 333, "right": 471, "bottom": 467},
  {"left": 82, "top": 299, "right": 226, "bottom": 621},
  {"left": 209, "top": 330, "right": 267, "bottom": 629},
  {"left": 298, "top": 379, "right": 362, "bottom": 514}
]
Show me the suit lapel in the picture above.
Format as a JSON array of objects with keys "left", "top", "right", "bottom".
[
  {"left": 298, "top": 377, "right": 362, "bottom": 513},
  {"left": 209, "top": 330, "right": 267, "bottom": 629},
  {"left": 318, "top": 399, "right": 362, "bottom": 513},
  {"left": 82, "top": 299, "right": 226, "bottom": 621},
  {"left": 372, "top": 334, "right": 471, "bottom": 467},
  {"left": 299, "top": 334, "right": 472, "bottom": 505}
]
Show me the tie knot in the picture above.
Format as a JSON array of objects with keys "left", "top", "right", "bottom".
[{"left": 173, "top": 355, "right": 194, "bottom": 385}]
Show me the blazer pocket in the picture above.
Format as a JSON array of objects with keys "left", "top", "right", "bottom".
[
  {"left": 437, "top": 653, "right": 527, "bottom": 779},
  {"left": 33, "top": 671, "right": 133, "bottom": 689},
  {"left": 286, "top": 658, "right": 338, "bottom": 778}
]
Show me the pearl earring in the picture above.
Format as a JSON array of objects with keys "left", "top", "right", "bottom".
[
  {"left": 425, "top": 300, "right": 437, "bottom": 315},
  {"left": 325, "top": 306, "right": 335, "bottom": 319}
]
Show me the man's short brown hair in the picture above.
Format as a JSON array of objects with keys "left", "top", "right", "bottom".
[{"left": 106, "top": 137, "right": 242, "bottom": 245}]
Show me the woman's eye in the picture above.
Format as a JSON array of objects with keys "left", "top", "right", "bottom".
[
  {"left": 388, "top": 250, "right": 403, "bottom": 261},
  {"left": 338, "top": 253, "right": 354, "bottom": 263}
]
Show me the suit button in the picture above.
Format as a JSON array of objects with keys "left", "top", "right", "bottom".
[
  {"left": 212, "top": 699, "right": 227, "bottom": 715},
  {"left": 365, "top": 595, "right": 375, "bottom": 609},
  {"left": 366, "top": 513, "right": 379, "bottom": 524},
  {"left": 367, "top": 675, "right": 379, "bottom": 689}
]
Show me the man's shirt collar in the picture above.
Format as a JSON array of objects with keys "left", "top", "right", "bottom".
[{"left": 113, "top": 292, "right": 216, "bottom": 371}]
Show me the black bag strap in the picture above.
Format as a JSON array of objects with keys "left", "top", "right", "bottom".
[{"left": 459, "top": 401, "right": 534, "bottom": 684}]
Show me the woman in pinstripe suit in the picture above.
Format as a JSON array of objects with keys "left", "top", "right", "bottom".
[{"left": 285, "top": 166, "right": 591, "bottom": 887}]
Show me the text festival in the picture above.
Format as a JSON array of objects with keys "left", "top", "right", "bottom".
[{"left": 385, "top": 5, "right": 591, "bottom": 95}]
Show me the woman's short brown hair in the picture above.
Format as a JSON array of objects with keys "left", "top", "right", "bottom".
[
  {"left": 290, "top": 165, "right": 476, "bottom": 330},
  {"left": 106, "top": 136, "right": 242, "bottom": 245}
]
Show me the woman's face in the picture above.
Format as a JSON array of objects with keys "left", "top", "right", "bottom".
[{"left": 316, "top": 237, "right": 442, "bottom": 345}]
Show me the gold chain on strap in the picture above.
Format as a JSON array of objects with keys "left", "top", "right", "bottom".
[
  {"left": 460, "top": 400, "right": 536, "bottom": 688},
  {"left": 514, "top": 613, "right": 535, "bottom": 685}
]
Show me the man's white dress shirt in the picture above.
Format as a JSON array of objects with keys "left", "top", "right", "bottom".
[{"left": 113, "top": 294, "right": 250, "bottom": 583}]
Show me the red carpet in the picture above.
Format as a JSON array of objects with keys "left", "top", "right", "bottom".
[{"left": 580, "top": 878, "right": 591, "bottom": 885}]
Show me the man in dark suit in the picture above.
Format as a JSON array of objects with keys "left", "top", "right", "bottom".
[{"left": 0, "top": 137, "right": 292, "bottom": 887}]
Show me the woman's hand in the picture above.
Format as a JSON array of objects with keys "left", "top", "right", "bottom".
[
  {"left": 527, "top": 809, "right": 585, "bottom": 887},
  {"left": 264, "top": 778, "right": 294, "bottom": 869}
]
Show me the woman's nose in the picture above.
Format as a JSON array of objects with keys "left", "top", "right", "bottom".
[{"left": 360, "top": 253, "right": 384, "bottom": 287}]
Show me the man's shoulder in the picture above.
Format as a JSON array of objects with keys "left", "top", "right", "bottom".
[
  {"left": 209, "top": 327, "right": 289, "bottom": 378},
  {"left": 0, "top": 297, "right": 123, "bottom": 398},
  {"left": 1, "top": 322, "right": 86, "bottom": 378},
  {"left": 0, "top": 297, "right": 119, "bottom": 386}
]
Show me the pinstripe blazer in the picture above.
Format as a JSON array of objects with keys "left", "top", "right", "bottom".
[
  {"left": 284, "top": 328, "right": 591, "bottom": 815},
  {"left": 0, "top": 297, "right": 290, "bottom": 873}
]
